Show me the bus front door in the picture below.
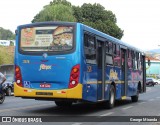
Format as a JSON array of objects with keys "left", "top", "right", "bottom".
[
  {"left": 97, "top": 40, "right": 105, "bottom": 101},
  {"left": 121, "top": 48, "right": 127, "bottom": 97}
]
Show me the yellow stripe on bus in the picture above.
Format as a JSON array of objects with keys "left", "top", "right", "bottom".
[
  {"left": 121, "top": 96, "right": 126, "bottom": 100},
  {"left": 87, "top": 80, "right": 125, "bottom": 84},
  {"left": 86, "top": 80, "right": 141, "bottom": 84}
]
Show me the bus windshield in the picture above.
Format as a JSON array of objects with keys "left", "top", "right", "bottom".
[{"left": 20, "top": 26, "right": 74, "bottom": 52}]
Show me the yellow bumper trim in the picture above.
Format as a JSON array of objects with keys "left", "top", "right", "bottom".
[{"left": 14, "top": 82, "right": 82, "bottom": 99}]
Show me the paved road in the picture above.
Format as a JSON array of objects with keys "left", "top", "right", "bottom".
[{"left": 0, "top": 85, "right": 160, "bottom": 125}]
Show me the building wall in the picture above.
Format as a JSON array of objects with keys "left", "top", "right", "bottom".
[
  {"left": 0, "top": 40, "right": 15, "bottom": 46},
  {"left": 146, "top": 61, "right": 160, "bottom": 78}
]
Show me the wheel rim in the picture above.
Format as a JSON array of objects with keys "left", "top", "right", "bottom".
[{"left": 110, "top": 90, "right": 114, "bottom": 104}]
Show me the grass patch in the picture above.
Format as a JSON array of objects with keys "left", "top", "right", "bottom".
[{"left": 0, "top": 46, "right": 14, "bottom": 65}]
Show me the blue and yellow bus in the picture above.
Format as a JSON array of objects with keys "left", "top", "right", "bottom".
[{"left": 14, "top": 22, "right": 146, "bottom": 108}]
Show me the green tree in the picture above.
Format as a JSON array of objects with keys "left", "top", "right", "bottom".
[
  {"left": 32, "top": 0, "right": 123, "bottom": 39},
  {"left": 0, "top": 27, "right": 15, "bottom": 40},
  {"left": 73, "top": 3, "right": 123, "bottom": 39},
  {"left": 49, "top": 0, "right": 71, "bottom": 6},
  {"left": 32, "top": 0, "right": 76, "bottom": 23}
]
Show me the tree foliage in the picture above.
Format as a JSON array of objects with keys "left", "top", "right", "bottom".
[
  {"left": 73, "top": 3, "right": 123, "bottom": 39},
  {"left": 49, "top": 0, "right": 71, "bottom": 6},
  {"left": 0, "top": 27, "right": 15, "bottom": 40},
  {"left": 32, "top": 0, "right": 123, "bottom": 39},
  {"left": 32, "top": 0, "right": 76, "bottom": 23}
]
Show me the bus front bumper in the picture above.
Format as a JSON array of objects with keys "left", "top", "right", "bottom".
[{"left": 14, "top": 83, "right": 82, "bottom": 99}]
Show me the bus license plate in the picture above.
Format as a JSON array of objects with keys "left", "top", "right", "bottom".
[{"left": 40, "top": 83, "right": 51, "bottom": 88}]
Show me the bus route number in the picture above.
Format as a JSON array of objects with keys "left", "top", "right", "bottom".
[
  {"left": 87, "top": 66, "right": 92, "bottom": 72},
  {"left": 23, "top": 60, "right": 30, "bottom": 64}
]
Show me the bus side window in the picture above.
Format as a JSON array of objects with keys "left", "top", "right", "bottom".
[
  {"left": 106, "top": 42, "right": 109, "bottom": 53},
  {"left": 116, "top": 44, "right": 120, "bottom": 55},
  {"left": 139, "top": 54, "right": 142, "bottom": 70},
  {"left": 108, "top": 42, "right": 113, "bottom": 54},
  {"left": 140, "top": 54, "right": 143, "bottom": 70},
  {"left": 106, "top": 42, "right": 113, "bottom": 65},
  {"left": 113, "top": 44, "right": 120, "bottom": 67},
  {"left": 97, "top": 42, "right": 102, "bottom": 68},
  {"left": 132, "top": 50, "right": 135, "bottom": 69},
  {"left": 106, "top": 55, "right": 113, "bottom": 65},
  {"left": 137, "top": 52, "right": 141, "bottom": 70},
  {"left": 113, "top": 44, "right": 116, "bottom": 55},
  {"left": 127, "top": 49, "right": 132, "bottom": 69},
  {"left": 121, "top": 50, "right": 125, "bottom": 69},
  {"left": 134, "top": 52, "right": 138, "bottom": 70},
  {"left": 136, "top": 52, "right": 140, "bottom": 70},
  {"left": 84, "top": 33, "right": 96, "bottom": 64}
]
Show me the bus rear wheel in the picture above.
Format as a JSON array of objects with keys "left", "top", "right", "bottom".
[
  {"left": 55, "top": 101, "right": 72, "bottom": 107},
  {"left": 103, "top": 85, "right": 115, "bottom": 109},
  {"left": 131, "top": 90, "right": 139, "bottom": 102}
]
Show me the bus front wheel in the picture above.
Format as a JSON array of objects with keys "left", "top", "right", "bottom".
[{"left": 55, "top": 101, "right": 72, "bottom": 107}]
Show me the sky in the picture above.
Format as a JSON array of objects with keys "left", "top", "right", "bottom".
[{"left": 0, "top": 0, "right": 160, "bottom": 50}]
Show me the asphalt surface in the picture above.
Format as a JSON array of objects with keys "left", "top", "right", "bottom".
[{"left": 0, "top": 85, "right": 160, "bottom": 125}]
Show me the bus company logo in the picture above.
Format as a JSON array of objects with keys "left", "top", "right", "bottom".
[
  {"left": 39, "top": 64, "right": 51, "bottom": 71},
  {"left": 2, "top": 117, "right": 11, "bottom": 122},
  {"left": 42, "top": 53, "right": 48, "bottom": 59}
]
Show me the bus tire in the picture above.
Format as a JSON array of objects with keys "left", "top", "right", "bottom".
[
  {"left": 131, "top": 90, "right": 139, "bottom": 102},
  {"left": 55, "top": 101, "right": 72, "bottom": 107},
  {"left": 104, "top": 85, "right": 115, "bottom": 109}
]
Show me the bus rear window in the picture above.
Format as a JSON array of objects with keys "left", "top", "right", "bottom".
[{"left": 20, "top": 26, "right": 74, "bottom": 52}]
